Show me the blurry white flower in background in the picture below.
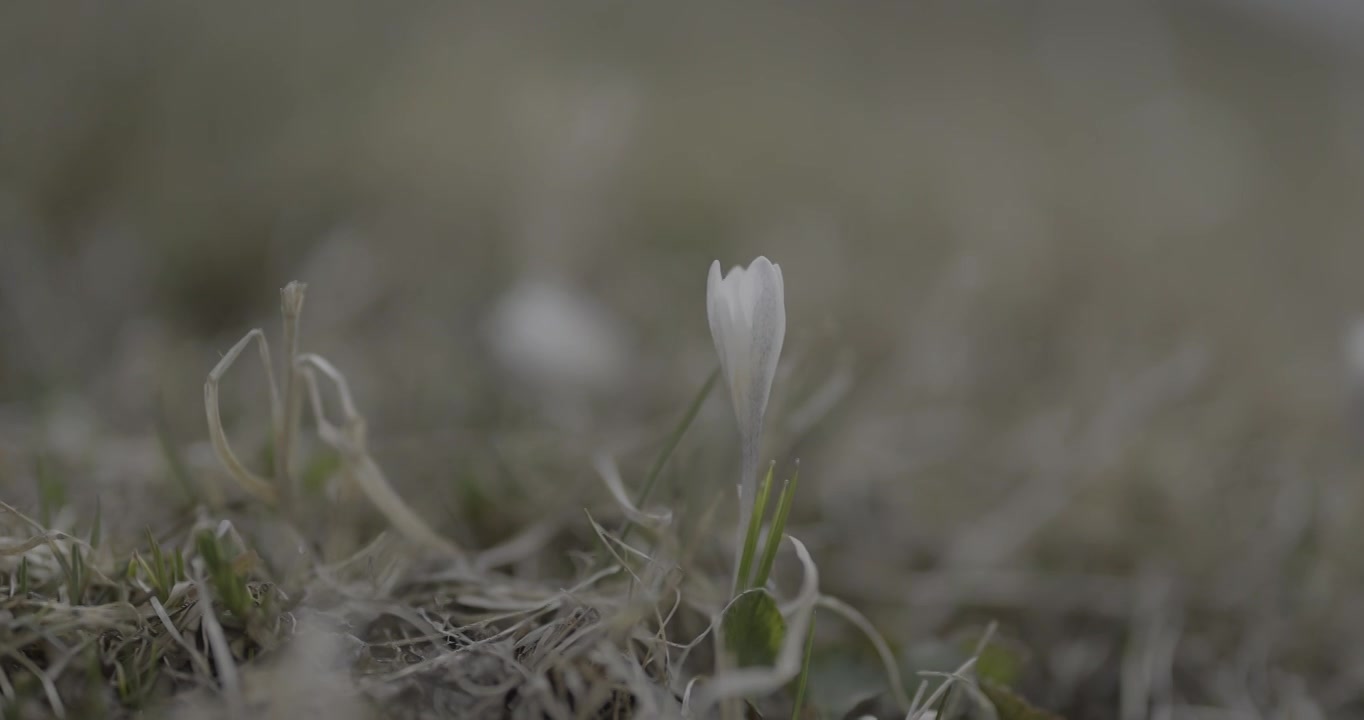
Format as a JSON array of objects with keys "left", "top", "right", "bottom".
[
  {"left": 1345, "top": 319, "right": 1364, "bottom": 437},
  {"left": 1347, "top": 319, "right": 1364, "bottom": 382},
  {"left": 486, "top": 277, "right": 629, "bottom": 397},
  {"left": 482, "top": 76, "right": 638, "bottom": 416}
]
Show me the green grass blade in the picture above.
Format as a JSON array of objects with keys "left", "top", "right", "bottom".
[
  {"left": 89, "top": 497, "right": 102, "bottom": 549},
  {"left": 753, "top": 463, "right": 799, "bottom": 589},
  {"left": 68, "top": 544, "right": 85, "bottom": 601},
  {"left": 35, "top": 455, "right": 65, "bottom": 527},
  {"left": 792, "top": 612, "right": 816, "bottom": 720},
  {"left": 620, "top": 368, "right": 718, "bottom": 543},
  {"left": 636, "top": 368, "right": 719, "bottom": 507},
  {"left": 114, "top": 661, "right": 128, "bottom": 702},
  {"left": 51, "top": 538, "right": 74, "bottom": 597},
  {"left": 196, "top": 531, "right": 250, "bottom": 618},
  {"left": 736, "top": 462, "right": 775, "bottom": 592},
  {"left": 145, "top": 528, "right": 167, "bottom": 597},
  {"left": 156, "top": 403, "right": 199, "bottom": 504}
]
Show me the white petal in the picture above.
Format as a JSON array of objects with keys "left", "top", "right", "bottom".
[
  {"left": 744, "top": 258, "right": 785, "bottom": 436},
  {"left": 706, "top": 256, "right": 787, "bottom": 452},
  {"left": 741, "top": 263, "right": 762, "bottom": 329},
  {"left": 706, "top": 260, "right": 724, "bottom": 344},
  {"left": 721, "top": 315, "right": 746, "bottom": 417},
  {"left": 707, "top": 260, "right": 733, "bottom": 387}
]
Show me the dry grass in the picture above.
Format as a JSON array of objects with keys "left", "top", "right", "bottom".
[
  {"left": 3, "top": 268, "right": 1352, "bottom": 718},
  {"left": 0, "top": 284, "right": 1025, "bottom": 719},
  {"left": 4, "top": 3, "right": 1364, "bottom": 719}
]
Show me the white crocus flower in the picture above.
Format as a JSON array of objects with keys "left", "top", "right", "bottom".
[{"left": 706, "top": 256, "right": 786, "bottom": 543}]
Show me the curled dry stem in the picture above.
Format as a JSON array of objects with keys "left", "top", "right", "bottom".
[
  {"left": 594, "top": 453, "right": 673, "bottom": 530},
  {"left": 817, "top": 594, "right": 912, "bottom": 712},
  {"left": 296, "top": 353, "right": 465, "bottom": 559},
  {"left": 204, "top": 328, "right": 281, "bottom": 505}
]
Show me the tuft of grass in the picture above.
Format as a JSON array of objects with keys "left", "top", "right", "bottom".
[
  {"left": 0, "top": 281, "right": 1047, "bottom": 720},
  {"left": 135, "top": 527, "right": 183, "bottom": 605},
  {"left": 195, "top": 530, "right": 253, "bottom": 621},
  {"left": 0, "top": 499, "right": 284, "bottom": 718}
]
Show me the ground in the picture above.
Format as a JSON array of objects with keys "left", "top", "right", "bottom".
[{"left": 2, "top": 3, "right": 1364, "bottom": 718}]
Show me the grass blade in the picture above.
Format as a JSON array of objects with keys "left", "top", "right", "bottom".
[
  {"left": 792, "top": 612, "right": 816, "bottom": 720},
  {"left": 752, "top": 462, "right": 799, "bottom": 589},
  {"left": 620, "top": 368, "right": 719, "bottom": 544},
  {"left": 35, "top": 456, "right": 65, "bottom": 527},
  {"left": 68, "top": 545, "right": 85, "bottom": 601},
  {"left": 88, "top": 497, "right": 101, "bottom": 549},
  {"left": 736, "top": 462, "right": 775, "bottom": 592},
  {"left": 156, "top": 401, "right": 201, "bottom": 505}
]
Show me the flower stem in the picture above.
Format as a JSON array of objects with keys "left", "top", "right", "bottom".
[{"left": 732, "top": 432, "right": 762, "bottom": 590}]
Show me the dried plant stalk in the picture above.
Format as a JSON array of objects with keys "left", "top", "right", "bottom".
[
  {"left": 204, "top": 328, "right": 281, "bottom": 505},
  {"left": 296, "top": 353, "right": 465, "bottom": 559},
  {"left": 276, "top": 281, "right": 308, "bottom": 512}
]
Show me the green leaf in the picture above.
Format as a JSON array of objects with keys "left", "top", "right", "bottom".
[
  {"left": 723, "top": 589, "right": 786, "bottom": 668},
  {"left": 981, "top": 681, "right": 1065, "bottom": 720}
]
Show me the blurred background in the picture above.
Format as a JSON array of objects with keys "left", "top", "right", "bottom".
[{"left": 3, "top": 1, "right": 1364, "bottom": 717}]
